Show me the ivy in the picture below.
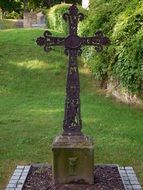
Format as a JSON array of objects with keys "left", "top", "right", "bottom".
[{"left": 80, "top": 0, "right": 143, "bottom": 95}]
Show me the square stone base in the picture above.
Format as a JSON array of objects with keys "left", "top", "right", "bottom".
[{"left": 52, "top": 135, "right": 94, "bottom": 185}]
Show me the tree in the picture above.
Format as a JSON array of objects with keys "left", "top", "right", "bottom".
[
  {"left": 22, "top": 0, "right": 50, "bottom": 11},
  {"left": 0, "top": 0, "right": 21, "bottom": 19},
  {"left": 25, "top": 0, "right": 82, "bottom": 10},
  {"left": 0, "top": 0, "right": 82, "bottom": 19},
  {"left": 23, "top": 0, "right": 28, "bottom": 12}
]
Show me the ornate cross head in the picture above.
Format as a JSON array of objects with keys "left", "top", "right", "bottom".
[{"left": 36, "top": 4, "right": 110, "bottom": 56}]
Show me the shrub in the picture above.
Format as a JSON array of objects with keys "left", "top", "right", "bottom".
[
  {"left": 5, "top": 11, "right": 22, "bottom": 19},
  {"left": 0, "top": 19, "right": 15, "bottom": 29},
  {"left": 80, "top": 0, "right": 143, "bottom": 95},
  {"left": 46, "top": 3, "right": 70, "bottom": 35},
  {"left": 46, "top": 3, "right": 85, "bottom": 35}
]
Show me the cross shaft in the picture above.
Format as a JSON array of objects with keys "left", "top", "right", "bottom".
[{"left": 36, "top": 4, "right": 110, "bottom": 136}]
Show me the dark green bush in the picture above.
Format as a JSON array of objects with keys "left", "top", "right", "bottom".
[{"left": 80, "top": 0, "right": 143, "bottom": 95}]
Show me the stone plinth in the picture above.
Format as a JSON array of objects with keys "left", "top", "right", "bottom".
[{"left": 52, "top": 135, "right": 94, "bottom": 185}]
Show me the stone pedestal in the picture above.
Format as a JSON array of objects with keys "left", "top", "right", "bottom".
[{"left": 52, "top": 135, "right": 94, "bottom": 185}]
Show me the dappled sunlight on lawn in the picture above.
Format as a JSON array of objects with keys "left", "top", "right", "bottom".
[
  {"left": 12, "top": 60, "right": 50, "bottom": 70},
  {"left": 0, "top": 86, "right": 11, "bottom": 96},
  {"left": 30, "top": 108, "right": 63, "bottom": 114},
  {"left": 79, "top": 66, "right": 91, "bottom": 75},
  {"left": 8, "top": 58, "right": 66, "bottom": 71},
  {"left": 83, "top": 117, "right": 100, "bottom": 124}
]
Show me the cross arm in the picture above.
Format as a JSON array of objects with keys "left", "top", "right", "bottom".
[
  {"left": 81, "top": 31, "right": 110, "bottom": 52},
  {"left": 36, "top": 30, "right": 65, "bottom": 52}
]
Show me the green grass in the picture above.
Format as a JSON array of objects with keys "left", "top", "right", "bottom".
[{"left": 0, "top": 29, "right": 143, "bottom": 189}]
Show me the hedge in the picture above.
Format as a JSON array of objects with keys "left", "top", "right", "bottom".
[
  {"left": 46, "top": 3, "right": 70, "bottom": 35},
  {"left": 80, "top": 0, "right": 143, "bottom": 96},
  {"left": 46, "top": 3, "right": 86, "bottom": 35},
  {"left": 46, "top": 1, "right": 143, "bottom": 96},
  {"left": 0, "top": 19, "right": 15, "bottom": 30}
]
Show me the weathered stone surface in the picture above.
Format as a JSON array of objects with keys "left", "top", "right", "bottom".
[
  {"left": 106, "top": 79, "right": 142, "bottom": 105},
  {"left": 23, "top": 12, "right": 37, "bottom": 28},
  {"left": 52, "top": 135, "right": 94, "bottom": 185}
]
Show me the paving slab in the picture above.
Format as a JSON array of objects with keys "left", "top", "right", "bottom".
[
  {"left": 120, "top": 167, "right": 142, "bottom": 190},
  {"left": 5, "top": 166, "right": 31, "bottom": 190},
  {"left": 5, "top": 165, "right": 142, "bottom": 190}
]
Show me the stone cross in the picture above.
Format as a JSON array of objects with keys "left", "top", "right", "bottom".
[{"left": 36, "top": 4, "right": 110, "bottom": 136}]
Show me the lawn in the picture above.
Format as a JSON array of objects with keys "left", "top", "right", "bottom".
[{"left": 0, "top": 29, "right": 143, "bottom": 189}]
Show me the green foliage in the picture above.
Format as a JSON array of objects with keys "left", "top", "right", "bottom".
[
  {"left": 80, "top": 0, "right": 143, "bottom": 95},
  {"left": 5, "top": 11, "right": 22, "bottom": 19},
  {"left": 47, "top": 3, "right": 86, "bottom": 35},
  {"left": 0, "top": 19, "right": 15, "bottom": 29},
  {"left": 26, "top": 0, "right": 48, "bottom": 11},
  {"left": 64, "top": 0, "right": 82, "bottom": 3},
  {"left": 0, "top": 0, "right": 21, "bottom": 18},
  {"left": 0, "top": 0, "right": 81, "bottom": 19},
  {"left": 46, "top": 3, "right": 70, "bottom": 34}
]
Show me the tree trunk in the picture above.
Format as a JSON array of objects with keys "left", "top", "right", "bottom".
[
  {"left": 1, "top": 9, "right": 5, "bottom": 19},
  {"left": 24, "top": 0, "right": 28, "bottom": 12}
]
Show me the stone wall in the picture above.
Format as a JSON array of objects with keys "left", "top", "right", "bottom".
[
  {"left": 14, "top": 20, "right": 23, "bottom": 28},
  {"left": 23, "top": 11, "right": 46, "bottom": 28},
  {"left": 23, "top": 12, "right": 37, "bottom": 28},
  {"left": 106, "top": 79, "right": 142, "bottom": 105}
]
